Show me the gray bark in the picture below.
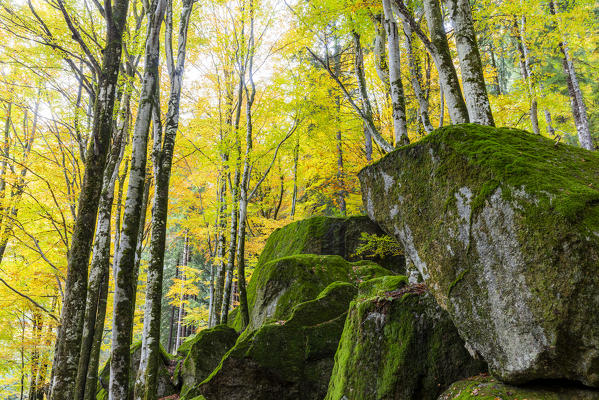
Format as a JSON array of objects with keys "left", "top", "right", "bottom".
[
  {"left": 352, "top": 31, "right": 375, "bottom": 161},
  {"left": 382, "top": 0, "right": 409, "bottom": 145},
  {"left": 513, "top": 16, "right": 539, "bottom": 135},
  {"left": 135, "top": 0, "right": 193, "bottom": 396},
  {"left": 444, "top": 0, "right": 494, "bottom": 125},
  {"left": 109, "top": 0, "right": 165, "bottom": 397},
  {"left": 394, "top": 0, "right": 470, "bottom": 124},
  {"left": 402, "top": 19, "right": 434, "bottom": 133},
  {"left": 50, "top": 0, "right": 130, "bottom": 397}
]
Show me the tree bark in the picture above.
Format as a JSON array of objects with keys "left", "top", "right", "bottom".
[
  {"left": 109, "top": 0, "right": 165, "bottom": 397},
  {"left": 548, "top": 0, "right": 593, "bottom": 150},
  {"left": 513, "top": 16, "right": 539, "bottom": 134},
  {"left": 382, "top": 0, "right": 409, "bottom": 145},
  {"left": 135, "top": 0, "right": 193, "bottom": 397},
  {"left": 402, "top": 18, "right": 434, "bottom": 133},
  {"left": 352, "top": 32, "right": 374, "bottom": 162},
  {"left": 50, "top": 0, "right": 130, "bottom": 397},
  {"left": 443, "top": 0, "right": 494, "bottom": 125},
  {"left": 394, "top": 0, "right": 469, "bottom": 124}
]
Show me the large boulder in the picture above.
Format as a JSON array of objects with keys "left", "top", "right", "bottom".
[
  {"left": 178, "top": 325, "right": 239, "bottom": 399},
  {"left": 258, "top": 215, "right": 405, "bottom": 273},
  {"left": 196, "top": 281, "right": 358, "bottom": 400},
  {"left": 234, "top": 254, "right": 393, "bottom": 332},
  {"left": 439, "top": 374, "right": 599, "bottom": 399},
  {"left": 326, "top": 277, "right": 486, "bottom": 400},
  {"left": 96, "top": 341, "right": 176, "bottom": 400},
  {"left": 358, "top": 124, "right": 599, "bottom": 386}
]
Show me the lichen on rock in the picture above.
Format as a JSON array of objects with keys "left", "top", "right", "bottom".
[
  {"left": 358, "top": 124, "right": 599, "bottom": 386},
  {"left": 439, "top": 374, "right": 599, "bottom": 399},
  {"left": 325, "top": 279, "right": 486, "bottom": 400}
]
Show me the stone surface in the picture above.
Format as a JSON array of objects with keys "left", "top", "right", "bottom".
[
  {"left": 326, "top": 277, "right": 486, "bottom": 400},
  {"left": 358, "top": 124, "right": 599, "bottom": 386},
  {"left": 439, "top": 374, "right": 599, "bottom": 399},
  {"left": 196, "top": 281, "right": 358, "bottom": 400},
  {"left": 179, "top": 325, "right": 239, "bottom": 399},
  {"left": 95, "top": 341, "right": 176, "bottom": 400},
  {"left": 232, "top": 253, "right": 393, "bottom": 332},
  {"left": 258, "top": 215, "right": 405, "bottom": 274}
]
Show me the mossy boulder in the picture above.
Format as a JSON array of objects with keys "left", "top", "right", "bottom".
[
  {"left": 359, "top": 124, "right": 599, "bottom": 386},
  {"left": 439, "top": 374, "right": 599, "bottom": 399},
  {"left": 258, "top": 215, "right": 405, "bottom": 273},
  {"left": 326, "top": 279, "right": 486, "bottom": 400},
  {"left": 179, "top": 325, "right": 239, "bottom": 398},
  {"left": 194, "top": 281, "right": 358, "bottom": 400},
  {"left": 239, "top": 254, "right": 393, "bottom": 332},
  {"left": 95, "top": 341, "right": 176, "bottom": 400}
]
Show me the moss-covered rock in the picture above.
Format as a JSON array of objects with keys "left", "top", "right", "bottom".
[
  {"left": 194, "top": 282, "right": 358, "bottom": 400},
  {"left": 258, "top": 215, "right": 405, "bottom": 273},
  {"left": 95, "top": 341, "right": 176, "bottom": 400},
  {"left": 236, "top": 254, "right": 393, "bottom": 332},
  {"left": 359, "top": 124, "right": 599, "bottom": 386},
  {"left": 326, "top": 280, "right": 486, "bottom": 400},
  {"left": 439, "top": 375, "right": 599, "bottom": 399},
  {"left": 179, "top": 325, "right": 239, "bottom": 399}
]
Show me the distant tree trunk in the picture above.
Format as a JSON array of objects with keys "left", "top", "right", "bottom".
[
  {"left": 290, "top": 132, "right": 299, "bottom": 217},
  {"left": 109, "top": 0, "right": 165, "bottom": 397},
  {"left": 549, "top": 0, "right": 593, "bottom": 150},
  {"left": 488, "top": 43, "right": 502, "bottom": 95},
  {"left": 394, "top": 0, "right": 470, "bottom": 124},
  {"left": 402, "top": 18, "right": 434, "bottom": 133},
  {"left": 352, "top": 32, "right": 375, "bottom": 162},
  {"left": 50, "top": 0, "right": 130, "bottom": 397},
  {"left": 211, "top": 176, "right": 227, "bottom": 327},
  {"left": 382, "top": 0, "right": 409, "bottom": 145},
  {"left": 439, "top": 85, "right": 445, "bottom": 128},
  {"left": 273, "top": 172, "right": 284, "bottom": 220},
  {"left": 443, "top": 0, "right": 494, "bottom": 125},
  {"left": 135, "top": 0, "right": 193, "bottom": 397},
  {"left": 545, "top": 109, "right": 556, "bottom": 137},
  {"left": 513, "top": 16, "right": 539, "bottom": 135}
]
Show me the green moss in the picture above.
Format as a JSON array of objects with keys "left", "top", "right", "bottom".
[
  {"left": 179, "top": 325, "right": 238, "bottom": 399},
  {"left": 357, "top": 275, "right": 409, "bottom": 299},
  {"left": 448, "top": 269, "right": 469, "bottom": 297},
  {"left": 195, "top": 281, "right": 359, "bottom": 399},
  {"left": 439, "top": 375, "right": 599, "bottom": 399},
  {"left": 325, "top": 289, "right": 486, "bottom": 400}
]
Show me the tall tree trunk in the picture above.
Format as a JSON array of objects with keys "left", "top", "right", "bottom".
[
  {"left": 545, "top": 109, "right": 556, "bottom": 137},
  {"left": 443, "top": 0, "right": 494, "bottom": 125},
  {"left": 211, "top": 175, "right": 227, "bottom": 327},
  {"left": 382, "top": 0, "right": 409, "bottom": 145},
  {"left": 373, "top": 14, "right": 390, "bottom": 89},
  {"left": 50, "top": 0, "right": 130, "bottom": 397},
  {"left": 109, "top": 0, "right": 165, "bottom": 397},
  {"left": 513, "top": 16, "right": 539, "bottom": 134},
  {"left": 394, "top": 0, "right": 470, "bottom": 124},
  {"left": 488, "top": 42, "right": 502, "bottom": 95},
  {"left": 352, "top": 32, "right": 374, "bottom": 162},
  {"left": 75, "top": 73, "right": 130, "bottom": 400},
  {"left": 402, "top": 18, "right": 434, "bottom": 133},
  {"left": 135, "top": 0, "right": 193, "bottom": 396},
  {"left": 549, "top": 0, "right": 593, "bottom": 150}
]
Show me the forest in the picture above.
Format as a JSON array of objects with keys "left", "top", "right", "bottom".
[{"left": 0, "top": 0, "right": 597, "bottom": 399}]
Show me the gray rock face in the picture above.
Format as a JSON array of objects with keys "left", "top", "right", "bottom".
[{"left": 358, "top": 125, "right": 599, "bottom": 386}]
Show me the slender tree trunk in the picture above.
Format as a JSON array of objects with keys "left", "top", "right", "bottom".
[
  {"left": 109, "top": 0, "right": 165, "bottom": 397},
  {"left": 273, "top": 173, "right": 284, "bottom": 220},
  {"left": 394, "top": 0, "right": 470, "bottom": 124},
  {"left": 50, "top": 0, "right": 130, "bottom": 397},
  {"left": 402, "top": 18, "right": 434, "bottom": 133},
  {"left": 545, "top": 109, "right": 556, "bottom": 137},
  {"left": 443, "top": 0, "right": 494, "bottom": 125},
  {"left": 549, "top": 0, "right": 593, "bottom": 150},
  {"left": 439, "top": 85, "right": 445, "bottom": 128},
  {"left": 136, "top": 0, "right": 193, "bottom": 397},
  {"left": 382, "top": 0, "right": 409, "bottom": 145},
  {"left": 76, "top": 77, "right": 130, "bottom": 400},
  {"left": 373, "top": 14, "right": 390, "bottom": 89},
  {"left": 489, "top": 43, "right": 502, "bottom": 95},
  {"left": 211, "top": 176, "right": 227, "bottom": 326},
  {"left": 352, "top": 32, "right": 375, "bottom": 162},
  {"left": 513, "top": 16, "right": 539, "bottom": 135}
]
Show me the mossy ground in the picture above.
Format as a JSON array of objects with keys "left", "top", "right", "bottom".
[{"left": 439, "top": 374, "right": 599, "bottom": 399}]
